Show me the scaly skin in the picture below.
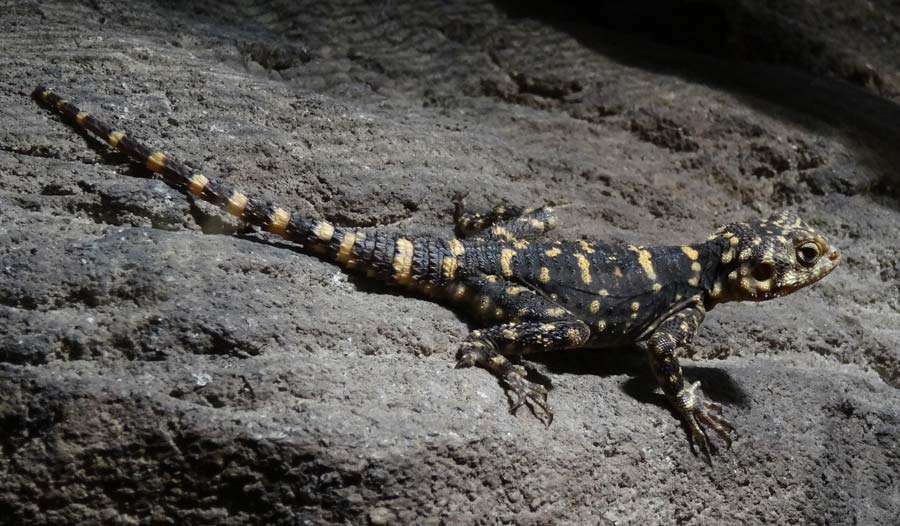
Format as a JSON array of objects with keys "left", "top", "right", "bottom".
[{"left": 32, "top": 85, "right": 841, "bottom": 460}]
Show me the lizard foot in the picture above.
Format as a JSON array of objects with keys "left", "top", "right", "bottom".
[
  {"left": 676, "top": 381, "right": 735, "bottom": 461},
  {"left": 504, "top": 365, "right": 554, "bottom": 426},
  {"left": 456, "top": 349, "right": 553, "bottom": 426}
]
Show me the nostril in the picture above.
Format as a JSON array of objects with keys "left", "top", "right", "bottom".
[{"left": 828, "top": 250, "right": 840, "bottom": 261}]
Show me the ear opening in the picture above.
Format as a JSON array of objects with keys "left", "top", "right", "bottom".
[{"left": 751, "top": 262, "right": 774, "bottom": 282}]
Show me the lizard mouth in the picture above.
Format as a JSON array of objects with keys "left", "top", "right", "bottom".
[{"left": 777, "top": 246, "right": 841, "bottom": 296}]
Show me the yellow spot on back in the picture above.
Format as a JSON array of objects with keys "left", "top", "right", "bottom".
[
  {"left": 599, "top": 289, "right": 609, "bottom": 296},
  {"left": 652, "top": 283, "right": 662, "bottom": 292},
  {"left": 688, "top": 277, "right": 699, "bottom": 286},
  {"left": 441, "top": 256, "right": 459, "bottom": 279},
  {"left": 492, "top": 226, "right": 513, "bottom": 239},
  {"left": 336, "top": 232, "right": 357, "bottom": 265},
  {"left": 578, "top": 240, "right": 595, "bottom": 253},
  {"left": 75, "top": 111, "right": 89, "bottom": 126},
  {"left": 493, "top": 308, "right": 504, "bottom": 319},
  {"left": 545, "top": 247, "right": 562, "bottom": 257},
  {"left": 393, "top": 239, "right": 415, "bottom": 285},
  {"left": 597, "top": 319, "right": 607, "bottom": 331},
  {"left": 614, "top": 266, "right": 623, "bottom": 278},
  {"left": 590, "top": 300, "right": 600, "bottom": 313},
  {"left": 268, "top": 207, "right": 291, "bottom": 236},
  {"left": 546, "top": 307, "right": 566, "bottom": 317},
  {"left": 574, "top": 253, "right": 592, "bottom": 284},
  {"left": 681, "top": 246, "right": 699, "bottom": 260},
  {"left": 513, "top": 239, "right": 529, "bottom": 249},
  {"left": 449, "top": 238, "right": 465, "bottom": 256},
  {"left": 691, "top": 262, "right": 702, "bottom": 273},
  {"left": 225, "top": 191, "right": 248, "bottom": 217},
  {"left": 721, "top": 249, "right": 735, "bottom": 264},
  {"left": 188, "top": 173, "right": 209, "bottom": 196},
  {"left": 500, "top": 249, "right": 516, "bottom": 277},
  {"left": 108, "top": 131, "right": 125, "bottom": 148},
  {"left": 506, "top": 286, "right": 527, "bottom": 295},
  {"left": 629, "top": 246, "right": 656, "bottom": 280},
  {"left": 739, "top": 248, "right": 752, "bottom": 261},
  {"left": 313, "top": 221, "right": 335, "bottom": 242},
  {"left": 146, "top": 151, "right": 166, "bottom": 173},
  {"left": 631, "top": 302, "right": 640, "bottom": 312},
  {"left": 539, "top": 267, "right": 550, "bottom": 284},
  {"left": 529, "top": 219, "right": 546, "bottom": 232},
  {"left": 730, "top": 236, "right": 740, "bottom": 246}
]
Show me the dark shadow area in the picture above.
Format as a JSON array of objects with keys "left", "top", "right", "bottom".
[
  {"left": 492, "top": 0, "right": 900, "bottom": 199},
  {"left": 529, "top": 345, "right": 749, "bottom": 408}
]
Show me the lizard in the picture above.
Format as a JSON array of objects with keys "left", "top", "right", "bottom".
[{"left": 31, "top": 85, "right": 841, "bottom": 459}]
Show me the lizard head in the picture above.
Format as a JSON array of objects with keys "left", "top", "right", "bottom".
[{"left": 707, "top": 211, "right": 840, "bottom": 303}]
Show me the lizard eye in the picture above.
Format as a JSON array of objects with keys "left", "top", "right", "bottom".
[{"left": 796, "top": 242, "right": 820, "bottom": 267}]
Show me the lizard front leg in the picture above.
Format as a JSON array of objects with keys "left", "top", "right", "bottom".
[{"left": 646, "top": 305, "right": 735, "bottom": 459}]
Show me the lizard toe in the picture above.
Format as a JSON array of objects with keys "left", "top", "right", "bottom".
[{"left": 505, "top": 371, "right": 553, "bottom": 426}]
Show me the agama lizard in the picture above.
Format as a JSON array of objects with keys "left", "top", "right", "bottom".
[{"left": 32, "top": 85, "right": 841, "bottom": 458}]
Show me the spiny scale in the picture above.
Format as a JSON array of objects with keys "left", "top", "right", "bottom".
[{"left": 31, "top": 85, "right": 462, "bottom": 292}]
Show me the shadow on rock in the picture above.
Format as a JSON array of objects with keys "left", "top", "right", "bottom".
[{"left": 492, "top": 0, "right": 900, "bottom": 201}]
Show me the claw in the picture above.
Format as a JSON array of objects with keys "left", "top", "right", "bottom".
[
  {"left": 687, "top": 414, "right": 713, "bottom": 463},
  {"left": 698, "top": 411, "right": 735, "bottom": 448},
  {"left": 504, "top": 372, "right": 554, "bottom": 426},
  {"left": 676, "top": 381, "right": 736, "bottom": 459},
  {"left": 704, "top": 401, "right": 724, "bottom": 415}
]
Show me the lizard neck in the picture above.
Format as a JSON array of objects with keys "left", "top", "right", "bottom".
[{"left": 696, "top": 237, "right": 733, "bottom": 309}]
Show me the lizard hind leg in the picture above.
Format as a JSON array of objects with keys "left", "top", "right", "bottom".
[
  {"left": 456, "top": 319, "right": 590, "bottom": 425},
  {"left": 453, "top": 194, "right": 557, "bottom": 241},
  {"left": 455, "top": 335, "right": 553, "bottom": 424},
  {"left": 453, "top": 274, "right": 591, "bottom": 424}
]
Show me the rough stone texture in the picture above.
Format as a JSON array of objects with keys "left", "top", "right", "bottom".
[{"left": 2, "top": 1, "right": 899, "bottom": 524}]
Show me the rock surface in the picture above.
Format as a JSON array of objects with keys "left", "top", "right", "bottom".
[{"left": 1, "top": 1, "right": 899, "bottom": 524}]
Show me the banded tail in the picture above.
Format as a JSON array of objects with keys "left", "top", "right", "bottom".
[{"left": 32, "top": 85, "right": 463, "bottom": 291}]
